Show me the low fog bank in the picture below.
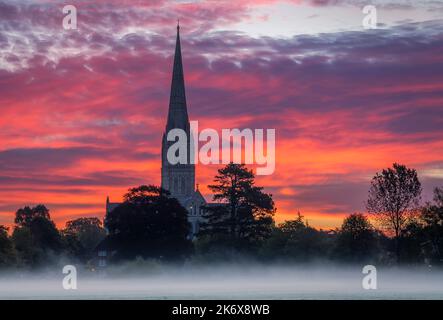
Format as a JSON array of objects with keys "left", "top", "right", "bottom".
[{"left": 1, "top": 263, "right": 443, "bottom": 299}]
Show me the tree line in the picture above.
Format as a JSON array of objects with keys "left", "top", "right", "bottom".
[{"left": 0, "top": 163, "right": 442, "bottom": 269}]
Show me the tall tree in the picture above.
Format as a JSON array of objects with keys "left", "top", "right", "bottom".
[
  {"left": 200, "top": 163, "right": 275, "bottom": 249},
  {"left": 104, "top": 185, "right": 192, "bottom": 261},
  {"left": 366, "top": 163, "right": 422, "bottom": 262},
  {"left": 12, "top": 205, "right": 62, "bottom": 267}
]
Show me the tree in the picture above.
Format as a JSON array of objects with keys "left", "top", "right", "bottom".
[
  {"left": 62, "top": 217, "right": 106, "bottom": 260},
  {"left": 333, "top": 213, "right": 379, "bottom": 262},
  {"left": 366, "top": 163, "right": 422, "bottom": 262},
  {"left": 400, "top": 220, "right": 427, "bottom": 264},
  {"left": 260, "top": 213, "right": 332, "bottom": 261},
  {"left": 104, "top": 185, "right": 192, "bottom": 261},
  {"left": 123, "top": 185, "right": 169, "bottom": 203},
  {"left": 200, "top": 163, "right": 275, "bottom": 250},
  {"left": 11, "top": 226, "right": 36, "bottom": 266},
  {"left": 280, "top": 213, "right": 331, "bottom": 261},
  {"left": 420, "top": 187, "right": 443, "bottom": 264},
  {"left": 29, "top": 216, "right": 62, "bottom": 252},
  {"left": 279, "top": 212, "right": 306, "bottom": 233},
  {"left": 12, "top": 205, "right": 62, "bottom": 267},
  {"left": 15, "top": 205, "right": 50, "bottom": 227},
  {"left": 0, "top": 225, "right": 15, "bottom": 267}
]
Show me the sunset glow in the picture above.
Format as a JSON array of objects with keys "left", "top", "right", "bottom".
[{"left": 1, "top": 0, "right": 443, "bottom": 230}]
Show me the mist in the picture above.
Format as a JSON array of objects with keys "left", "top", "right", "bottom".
[{"left": 1, "top": 263, "right": 442, "bottom": 299}]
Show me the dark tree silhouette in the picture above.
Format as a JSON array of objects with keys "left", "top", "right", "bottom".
[
  {"left": 104, "top": 185, "right": 192, "bottom": 261},
  {"left": 366, "top": 163, "right": 422, "bottom": 262},
  {"left": 62, "top": 217, "right": 106, "bottom": 260},
  {"left": 279, "top": 212, "right": 306, "bottom": 233},
  {"left": 29, "top": 216, "right": 63, "bottom": 252},
  {"left": 279, "top": 213, "right": 330, "bottom": 261},
  {"left": 200, "top": 163, "right": 275, "bottom": 250},
  {"left": 400, "top": 220, "right": 428, "bottom": 264},
  {"left": 14, "top": 205, "right": 50, "bottom": 227},
  {"left": 0, "top": 225, "right": 15, "bottom": 267},
  {"left": 334, "top": 213, "right": 379, "bottom": 262},
  {"left": 260, "top": 213, "right": 332, "bottom": 261},
  {"left": 123, "top": 185, "right": 170, "bottom": 203},
  {"left": 12, "top": 205, "right": 62, "bottom": 267},
  {"left": 420, "top": 187, "right": 443, "bottom": 263}
]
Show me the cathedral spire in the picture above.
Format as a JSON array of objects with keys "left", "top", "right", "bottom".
[
  {"left": 166, "top": 20, "right": 189, "bottom": 131},
  {"left": 161, "top": 24, "right": 195, "bottom": 199}
]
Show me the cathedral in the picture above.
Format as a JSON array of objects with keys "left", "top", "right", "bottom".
[{"left": 106, "top": 24, "right": 206, "bottom": 236}]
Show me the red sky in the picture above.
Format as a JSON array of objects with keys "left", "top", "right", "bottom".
[{"left": 1, "top": 0, "right": 443, "bottom": 230}]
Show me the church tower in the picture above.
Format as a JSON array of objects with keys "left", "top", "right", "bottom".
[{"left": 161, "top": 23, "right": 195, "bottom": 203}]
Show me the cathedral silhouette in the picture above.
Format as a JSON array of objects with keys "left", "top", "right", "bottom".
[{"left": 106, "top": 23, "right": 206, "bottom": 236}]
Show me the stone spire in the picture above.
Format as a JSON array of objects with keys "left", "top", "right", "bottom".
[
  {"left": 166, "top": 21, "right": 189, "bottom": 131},
  {"left": 161, "top": 23, "right": 195, "bottom": 202}
]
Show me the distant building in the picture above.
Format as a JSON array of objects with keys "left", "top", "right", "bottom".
[
  {"left": 91, "top": 237, "right": 117, "bottom": 273},
  {"left": 106, "top": 23, "right": 206, "bottom": 237}
]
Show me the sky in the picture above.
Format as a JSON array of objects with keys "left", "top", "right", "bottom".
[{"left": 0, "top": 0, "right": 443, "bottom": 229}]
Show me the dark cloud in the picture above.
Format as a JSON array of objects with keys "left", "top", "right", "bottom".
[
  {"left": 0, "top": 170, "right": 145, "bottom": 187},
  {"left": 0, "top": 147, "right": 157, "bottom": 172}
]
